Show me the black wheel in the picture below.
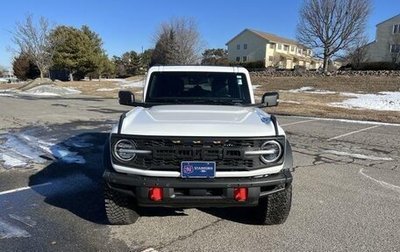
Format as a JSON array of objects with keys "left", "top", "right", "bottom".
[
  {"left": 254, "top": 184, "right": 292, "bottom": 225},
  {"left": 104, "top": 184, "right": 140, "bottom": 225}
]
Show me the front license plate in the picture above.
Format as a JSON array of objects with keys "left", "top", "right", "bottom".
[{"left": 181, "top": 161, "right": 216, "bottom": 178}]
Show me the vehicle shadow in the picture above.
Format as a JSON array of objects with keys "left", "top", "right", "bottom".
[
  {"left": 28, "top": 132, "right": 109, "bottom": 224},
  {"left": 28, "top": 132, "right": 185, "bottom": 224},
  {"left": 199, "top": 207, "right": 260, "bottom": 225}
]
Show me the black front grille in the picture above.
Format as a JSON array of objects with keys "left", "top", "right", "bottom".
[{"left": 111, "top": 135, "right": 285, "bottom": 172}]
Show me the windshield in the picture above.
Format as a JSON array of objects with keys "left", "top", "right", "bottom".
[{"left": 145, "top": 71, "right": 251, "bottom": 105}]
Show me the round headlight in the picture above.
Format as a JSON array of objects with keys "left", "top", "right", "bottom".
[
  {"left": 113, "top": 139, "right": 137, "bottom": 162},
  {"left": 260, "top": 140, "right": 282, "bottom": 163}
]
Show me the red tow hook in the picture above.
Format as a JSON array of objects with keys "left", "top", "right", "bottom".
[
  {"left": 149, "top": 187, "right": 163, "bottom": 201},
  {"left": 234, "top": 187, "right": 248, "bottom": 202}
]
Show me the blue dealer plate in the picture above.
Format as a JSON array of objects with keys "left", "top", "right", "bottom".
[{"left": 181, "top": 161, "right": 216, "bottom": 178}]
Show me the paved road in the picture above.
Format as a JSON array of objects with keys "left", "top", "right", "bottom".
[{"left": 0, "top": 95, "right": 399, "bottom": 251}]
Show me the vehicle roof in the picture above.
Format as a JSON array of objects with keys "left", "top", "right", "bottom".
[{"left": 148, "top": 65, "right": 249, "bottom": 74}]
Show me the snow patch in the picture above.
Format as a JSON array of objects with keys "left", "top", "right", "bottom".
[
  {"left": 0, "top": 154, "right": 27, "bottom": 168},
  {"left": 0, "top": 218, "right": 31, "bottom": 239},
  {"left": 96, "top": 88, "right": 119, "bottom": 92},
  {"left": 120, "top": 80, "right": 144, "bottom": 88},
  {"left": 280, "top": 100, "right": 301, "bottom": 105},
  {"left": 331, "top": 92, "right": 400, "bottom": 111},
  {"left": 22, "top": 85, "right": 81, "bottom": 96},
  {"left": 286, "top": 86, "right": 336, "bottom": 94},
  {"left": 0, "top": 131, "right": 90, "bottom": 169}
]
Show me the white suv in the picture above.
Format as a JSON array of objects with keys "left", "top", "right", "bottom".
[{"left": 103, "top": 66, "right": 293, "bottom": 225}]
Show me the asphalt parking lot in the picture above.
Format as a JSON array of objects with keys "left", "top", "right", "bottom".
[{"left": 0, "top": 95, "right": 399, "bottom": 251}]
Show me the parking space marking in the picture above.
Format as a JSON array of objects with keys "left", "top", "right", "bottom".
[
  {"left": 0, "top": 182, "right": 52, "bottom": 196},
  {"left": 280, "top": 119, "right": 319, "bottom": 127},
  {"left": 324, "top": 150, "right": 392, "bottom": 161},
  {"left": 359, "top": 168, "right": 400, "bottom": 193},
  {"left": 327, "top": 125, "right": 380, "bottom": 141}
]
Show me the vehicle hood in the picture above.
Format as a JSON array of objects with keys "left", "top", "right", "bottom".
[{"left": 115, "top": 105, "right": 284, "bottom": 137}]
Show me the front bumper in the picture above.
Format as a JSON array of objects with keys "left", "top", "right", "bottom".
[{"left": 103, "top": 170, "right": 292, "bottom": 207}]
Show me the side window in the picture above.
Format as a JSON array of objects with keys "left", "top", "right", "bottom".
[
  {"left": 278, "top": 44, "right": 282, "bottom": 50},
  {"left": 237, "top": 44, "right": 240, "bottom": 50},
  {"left": 269, "top": 44, "right": 274, "bottom": 49},
  {"left": 243, "top": 44, "right": 248, "bottom": 49},
  {"left": 394, "top": 24, "right": 399, "bottom": 34},
  {"left": 390, "top": 44, "right": 400, "bottom": 53},
  {"left": 242, "top": 56, "right": 247, "bottom": 62},
  {"left": 236, "top": 56, "right": 240, "bottom": 62}
]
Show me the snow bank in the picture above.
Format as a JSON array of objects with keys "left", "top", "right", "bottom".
[
  {"left": 331, "top": 92, "right": 400, "bottom": 111},
  {"left": 22, "top": 85, "right": 81, "bottom": 96}
]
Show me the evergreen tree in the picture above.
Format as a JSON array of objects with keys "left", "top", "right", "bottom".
[{"left": 12, "top": 53, "right": 40, "bottom": 80}]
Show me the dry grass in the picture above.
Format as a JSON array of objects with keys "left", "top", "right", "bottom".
[
  {"left": 252, "top": 75, "right": 400, "bottom": 93},
  {"left": 58, "top": 80, "right": 143, "bottom": 99},
  {"left": 251, "top": 75, "right": 400, "bottom": 124},
  {"left": 1, "top": 75, "right": 399, "bottom": 123}
]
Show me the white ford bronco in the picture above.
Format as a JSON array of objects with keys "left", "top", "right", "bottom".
[{"left": 103, "top": 66, "right": 293, "bottom": 225}]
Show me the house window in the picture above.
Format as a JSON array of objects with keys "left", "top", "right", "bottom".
[
  {"left": 278, "top": 44, "right": 282, "bottom": 50},
  {"left": 269, "top": 44, "right": 275, "bottom": 49},
  {"left": 244, "top": 44, "right": 248, "bottom": 49},
  {"left": 291, "top": 46, "right": 295, "bottom": 52},
  {"left": 237, "top": 44, "right": 240, "bottom": 50},
  {"left": 393, "top": 24, "right": 399, "bottom": 34},
  {"left": 284, "top": 45, "right": 289, "bottom": 51},
  {"left": 390, "top": 44, "right": 400, "bottom": 53},
  {"left": 236, "top": 56, "right": 240, "bottom": 62},
  {"left": 243, "top": 56, "right": 247, "bottom": 62}
]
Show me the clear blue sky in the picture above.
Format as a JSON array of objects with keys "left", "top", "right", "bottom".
[{"left": 1, "top": 0, "right": 399, "bottom": 69}]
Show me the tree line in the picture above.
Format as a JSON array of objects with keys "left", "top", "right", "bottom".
[{"left": 11, "top": 16, "right": 229, "bottom": 81}]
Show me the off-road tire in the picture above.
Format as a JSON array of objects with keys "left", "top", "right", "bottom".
[
  {"left": 254, "top": 184, "right": 292, "bottom": 225},
  {"left": 104, "top": 184, "right": 140, "bottom": 225}
]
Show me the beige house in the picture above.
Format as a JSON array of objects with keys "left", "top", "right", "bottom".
[
  {"left": 365, "top": 14, "right": 400, "bottom": 62},
  {"left": 226, "top": 29, "right": 321, "bottom": 69}
]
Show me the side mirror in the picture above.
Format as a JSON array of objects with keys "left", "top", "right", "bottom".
[
  {"left": 262, "top": 92, "right": 279, "bottom": 107},
  {"left": 119, "top": 91, "right": 135, "bottom": 106}
]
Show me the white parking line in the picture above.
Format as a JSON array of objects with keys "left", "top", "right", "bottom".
[
  {"left": 280, "top": 119, "right": 319, "bottom": 127},
  {"left": 359, "top": 168, "right": 400, "bottom": 193},
  {"left": 327, "top": 125, "right": 380, "bottom": 141},
  {"left": 0, "top": 182, "right": 52, "bottom": 196}
]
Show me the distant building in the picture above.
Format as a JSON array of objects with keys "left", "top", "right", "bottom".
[
  {"left": 365, "top": 14, "right": 400, "bottom": 62},
  {"left": 226, "top": 29, "right": 321, "bottom": 69},
  {"left": 0, "top": 69, "right": 18, "bottom": 83}
]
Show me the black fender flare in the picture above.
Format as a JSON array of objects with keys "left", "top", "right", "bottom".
[{"left": 283, "top": 140, "right": 293, "bottom": 172}]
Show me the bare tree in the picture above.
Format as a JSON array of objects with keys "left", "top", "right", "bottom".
[
  {"left": 11, "top": 15, "right": 57, "bottom": 79},
  {"left": 345, "top": 36, "right": 369, "bottom": 69},
  {"left": 151, "top": 17, "right": 203, "bottom": 65},
  {"left": 297, "top": 0, "right": 371, "bottom": 72}
]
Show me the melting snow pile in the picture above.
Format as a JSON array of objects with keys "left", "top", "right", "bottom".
[
  {"left": 22, "top": 85, "right": 81, "bottom": 96},
  {"left": 0, "top": 131, "right": 91, "bottom": 169},
  {"left": 331, "top": 92, "right": 400, "bottom": 111}
]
